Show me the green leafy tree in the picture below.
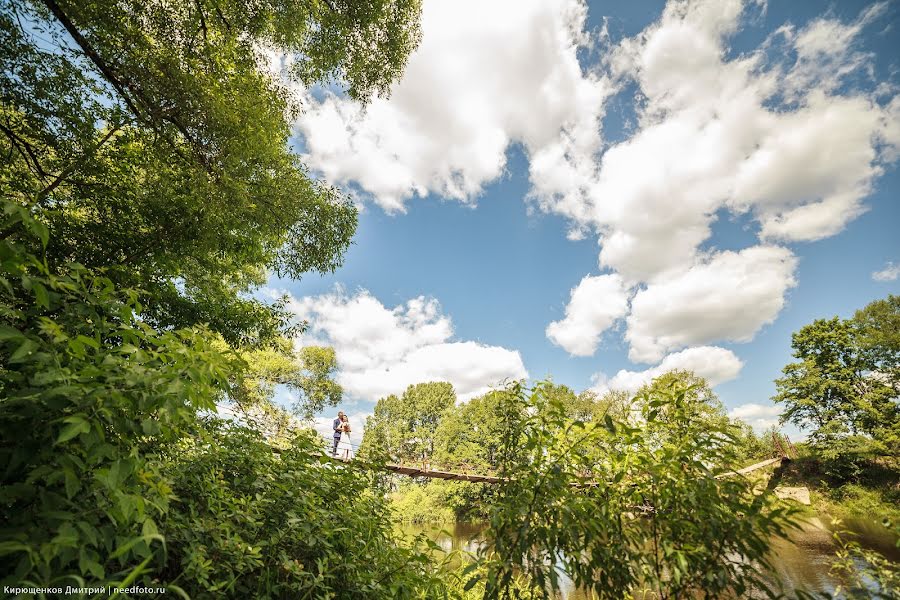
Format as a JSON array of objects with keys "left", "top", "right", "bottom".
[
  {"left": 583, "top": 388, "right": 633, "bottom": 423},
  {"left": 433, "top": 390, "right": 508, "bottom": 471},
  {"left": 1, "top": 0, "right": 426, "bottom": 590},
  {"left": 229, "top": 343, "right": 342, "bottom": 441},
  {"left": 774, "top": 300, "right": 900, "bottom": 461},
  {"left": 472, "top": 380, "right": 799, "bottom": 599},
  {"left": 2, "top": 0, "right": 421, "bottom": 345},
  {"left": 854, "top": 295, "right": 900, "bottom": 375},
  {"left": 361, "top": 382, "right": 456, "bottom": 464},
  {"left": 0, "top": 177, "right": 437, "bottom": 598},
  {"left": 637, "top": 370, "right": 731, "bottom": 429},
  {"left": 0, "top": 201, "right": 236, "bottom": 589},
  {"left": 157, "top": 420, "right": 449, "bottom": 599},
  {"left": 428, "top": 390, "right": 516, "bottom": 520}
]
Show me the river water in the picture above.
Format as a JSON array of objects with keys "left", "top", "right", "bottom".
[{"left": 398, "top": 516, "right": 899, "bottom": 598}]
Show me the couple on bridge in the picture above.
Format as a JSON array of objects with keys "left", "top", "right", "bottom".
[{"left": 331, "top": 411, "right": 354, "bottom": 461}]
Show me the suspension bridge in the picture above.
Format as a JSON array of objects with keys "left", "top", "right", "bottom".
[{"left": 316, "top": 433, "right": 798, "bottom": 486}]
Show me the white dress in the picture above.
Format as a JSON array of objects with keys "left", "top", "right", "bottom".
[{"left": 337, "top": 429, "right": 354, "bottom": 459}]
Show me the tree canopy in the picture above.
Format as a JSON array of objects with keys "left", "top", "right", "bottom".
[
  {"left": 1, "top": 0, "right": 428, "bottom": 594},
  {"left": 2, "top": 0, "right": 420, "bottom": 345},
  {"left": 361, "top": 381, "right": 456, "bottom": 464},
  {"left": 774, "top": 295, "right": 900, "bottom": 458}
]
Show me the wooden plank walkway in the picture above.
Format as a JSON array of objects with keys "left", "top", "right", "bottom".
[
  {"left": 316, "top": 453, "right": 787, "bottom": 485},
  {"left": 715, "top": 456, "right": 786, "bottom": 479}
]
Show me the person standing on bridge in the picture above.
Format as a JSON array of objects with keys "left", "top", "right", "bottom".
[
  {"left": 337, "top": 414, "right": 354, "bottom": 462},
  {"left": 332, "top": 411, "right": 345, "bottom": 456}
]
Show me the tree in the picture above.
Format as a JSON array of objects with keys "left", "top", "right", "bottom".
[
  {"left": 361, "top": 382, "right": 456, "bottom": 464},
  {"left": 0, "top": 201, "right": 236, "bottom": 587},
  {"left": 853, "top": 294, "right": 900, "bottom": 390},
  {"left": 637, "top": 370, "right": 731, "bottom": 430},
  {"left": 2, "top": 0, "right": 422, "bottom": 345},
  {"left": 536, "top": 382, "right": 599, "bottom": 423},
  {"left": 474, "top": 380, "right": 799, "bottom": 599},
  {"left": 1, "top": 0, "right": 426, "bottom": 592},
  {"left": 157, "top": 420, "right": 450, "bottom": 599},
  {"left": 774, "top": 298, "right": 900, "bottom": 459},
  {"left": 229, "top": 343, "right": 342, "bottom": 440},
  {"left": 578, "top": 388, "right": 633, "bottom": 423},
  {"left": 433, "top": 390, "right": 508, "bottom": 471}
]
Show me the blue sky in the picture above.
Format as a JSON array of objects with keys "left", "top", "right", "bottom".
[{"left": 266, "top": 0, "right": 900, "bottom": 439}]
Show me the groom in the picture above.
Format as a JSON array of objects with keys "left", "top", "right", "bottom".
[{"left": 332, "top": 411, "right": 345, "bottom": 455}]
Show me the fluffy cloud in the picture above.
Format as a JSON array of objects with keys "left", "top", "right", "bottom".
[
  {"left": 536, "top": 0, "right": 899, "bottom": 281},
  {"left": 540, "top": 0, "right": 898, "bottom": 359},
  {"left": 728, "top": 403, "right": 782, "bottom": 431},
  {"left": 546, "top": 274, "right": 629, "bottom": 356},
  {"left": 872, "top": 261, "right": 900, "bottom": 282},
  {"left": 626, "top": 246, "right": 797, "bottom": 363},
  {"left": 288, "top": 288, "right": 527, "bottom": 402},
  {"left": 288, "top": 0, "right": 897, "bottom": 372},
  {"left": 295, "top": 0, "right": 610, "bottom": 212},
  {"left": 596, "top": 346, "right": 743, "bottom": 394}
]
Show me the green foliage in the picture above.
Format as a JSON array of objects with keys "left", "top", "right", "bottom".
[
  {"left": 293, "top": 346, "right": 343, "bottom": 419},
  {"left": 636, "top": 369, "right": 731, "bottom": 430},
  {"left": 731, "top": 424, "right": 790, "bottom": 465},
  {"left": 0, "top": 201, "right": 449, "bottom": 597},
  {"left": 0, "top": 0, "right": 435, "bottom": 595},
  {"left": 472, "top": 380, "right": 800, "bottom": 599},
  {"left": 0, "top": 201, "right": 235, "bottom": 588},
  {"left": 824, "top": 520, "right": 899, "bottom": 600},
  {"left": 781, "top": 454, "right": 900, "bottom": 524},
  {"left": 361, "top": 382, "right": 457, "bottom": 463},
  {"left": 232, "top": 343, "right": 343, "bottom": 436},
  {"left": 389, "top": 481, "right": 456, "bottom": 524},
  {"left": 2, "top": 0, "right": 422, "bottom": 345},
  {"left": 432, "top": 389, "right": 509, "bottom": 470},
  {"left": 157, "top": 419, "right": 449, "bottom": 599},
  {"left": 774, "top": 298, "right": 900, "bottom": 475}
]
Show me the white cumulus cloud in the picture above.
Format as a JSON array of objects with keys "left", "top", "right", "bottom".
[
  {"left": 287, "top": 288, "right": 528, "bottom": 402},
  {"left": 625, "top": 246, "right": 798, "bottom": 363},
  {"left": 546, "top": 274, "right": 630, "bottom": 356},
  {"left": 540, "top": 0, "right": 898, "bottom": 359},
  {"left": 595, "top": 346, "right": 744, "bottom": 395},
  {"left": 284, "top": 0, "right": 898, "bottom": 377},
  {"left": 295, "top": 0, "right": 611, "bottom": 213},
  {"left": 872, "top": 261, "right": 900, "bottom": 282},
  {"left": 728, "top": 403, "right": 782, "bottom": 431},
  {"left": 536, "top": 0, "right": 898, "bottom": 280}
]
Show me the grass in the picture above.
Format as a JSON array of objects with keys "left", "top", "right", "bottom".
[{"left": 779, "top": 453, "right": 900, "bottom": 525}]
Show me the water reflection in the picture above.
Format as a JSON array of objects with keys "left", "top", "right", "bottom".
[{"left": 397, "top": 515, "right": 898, "bottom": 598}]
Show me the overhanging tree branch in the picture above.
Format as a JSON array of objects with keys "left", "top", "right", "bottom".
[
  {"left": 40, "top": 0, "right": 144, "bottom": 120},
  {"left": 36, "top": 121, "right": 124, "bottom": 206},
  {"left": 40, "top": 0, "right": 212, "bottom": 172}
]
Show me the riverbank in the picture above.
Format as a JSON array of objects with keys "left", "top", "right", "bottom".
[{"left": 779, "top": 454, "right": 900, "bottom": 526}]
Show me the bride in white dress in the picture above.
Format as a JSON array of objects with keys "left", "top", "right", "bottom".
[{"left": 337, "top": 415, "right": 354, "bottom": 461}]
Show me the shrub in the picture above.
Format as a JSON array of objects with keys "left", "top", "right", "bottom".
[
  {"left": 471, "top": 381, "right": 801, "bottom": 599},
  {"left": 157, "top": 419, "right": 449, "bottom": 598},
  {"left": 0, "top": 201, "right": 234, "bottom": 590},
  {"left": 390, "top": 482, "right": 456, "bottom": 524}
]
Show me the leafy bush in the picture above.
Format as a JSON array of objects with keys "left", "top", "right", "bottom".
[
  {"left": 157, "top": 419, "right": 449, "bottom": 598},
  {"left": 471, "top": 380, "right": 801, "bottom": 599},
  {"left": 823, "top": 520, "right": 900, "bottom": 600},
  {"left": 390, "top": 482, "right": 456, "bottom": 524},
  {"left": 0, "top": 201, "right": 234, "bottom": 590},
  {"left": 0, "top": 201, "right": 448, "bottom": 598}
]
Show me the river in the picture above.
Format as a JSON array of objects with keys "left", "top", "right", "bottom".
[{"left": 397, "top": 516, "right": 899, "bottom": 598}]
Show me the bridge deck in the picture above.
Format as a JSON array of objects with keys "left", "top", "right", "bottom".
[{"left": 317, "top": 453, "right": 787, "bottom": 485}]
